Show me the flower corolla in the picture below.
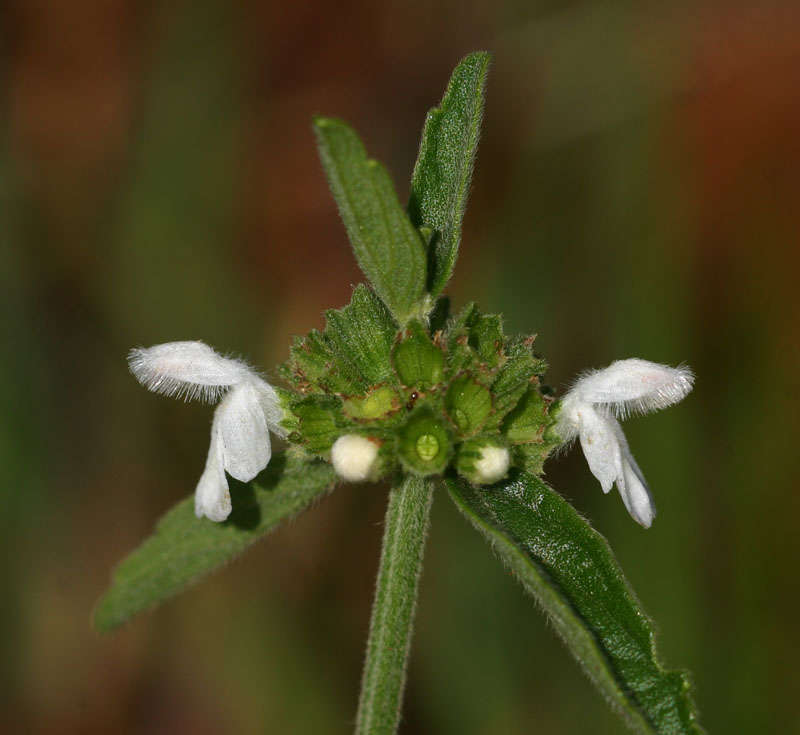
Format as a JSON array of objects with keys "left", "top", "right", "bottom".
[
  {"left": 331, "top": 434, "right": 380, "bottom": 482},
  {"left": 128, "top": 341, "right": 285, "bottom": 522},
  {"left": 556, "top": 359, "right": 694, "bottom": 527}
]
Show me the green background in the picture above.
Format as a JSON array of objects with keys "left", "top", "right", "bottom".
[{"left": 2, "top": 1, "right": 798, "bottom": 732}]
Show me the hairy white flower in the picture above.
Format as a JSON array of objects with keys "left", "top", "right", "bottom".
[
  {"left": 473, "top": 445, "right": 510, "bottom": 485},
  {"left": 129, "top": 341, "right": 285, "bottom": 522},
  {"left": 557, "top": 359, "right": 694, "bottom": 528},
  {"left": 331, "top": 435, "right": 380, "bottom": 482}
]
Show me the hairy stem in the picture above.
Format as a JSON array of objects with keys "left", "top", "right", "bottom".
[{"left": 355, "top": 475, "right": 434, "bottom": 735}]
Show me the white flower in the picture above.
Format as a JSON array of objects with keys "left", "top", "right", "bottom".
[
  {"left": 331, "top": 434, "right": 380, "bottom": 482},
  {"left": 556, "top": 359, "right": 694, "bottom": 528},
  {"left": 128, "top": 341, "right": 286, "bottom": 522}
]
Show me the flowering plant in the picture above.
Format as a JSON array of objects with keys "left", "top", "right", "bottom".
[{"left": 96, "top": 53, "right": 702, "bottom": 735}]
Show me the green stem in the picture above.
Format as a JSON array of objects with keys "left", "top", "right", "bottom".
[{"left": 355, "top": 475, "right": 434, "bottom": 735}]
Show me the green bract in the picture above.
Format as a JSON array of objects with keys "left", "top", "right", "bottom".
[{"left": 279, "top": 293, "right": 559, "bottom": 486}]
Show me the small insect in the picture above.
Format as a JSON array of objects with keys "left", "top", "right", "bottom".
[{"left": 406, "top": 391, "right": 419, "bottom": 411}]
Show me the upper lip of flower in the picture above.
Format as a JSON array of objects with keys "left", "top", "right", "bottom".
[
  {"left": 128, "top": 341, "right": 285, "bottom": 522},
  {"left": 556, "top": 359, "right": 694, "bottom": 528}
]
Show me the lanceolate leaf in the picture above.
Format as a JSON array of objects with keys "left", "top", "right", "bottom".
[
  {"left": 314, "top": 117, "right": 427, "bottom": 324},
  {"left": 447, "top": 472, "right": 703, "bottom": 735},
  {"left": 409, "top": 51, "right": 491, "bottom": 297},
  {"left": 95, "top": 452, "right": 337, "bottom": 631}
]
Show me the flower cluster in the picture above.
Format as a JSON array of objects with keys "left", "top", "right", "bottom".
[{"left": 128, "top": 333, "right": 693, "bottom": 528}]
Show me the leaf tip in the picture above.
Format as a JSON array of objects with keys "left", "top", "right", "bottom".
[
  {"left": 312, "top": 115, "right": 349, "bottom": 133},
  {"left": 92, "top": 594, "right": 121, "bottom": 634},
  {"left": 465, "top": 49, "right": 492, "bottom": 65}
]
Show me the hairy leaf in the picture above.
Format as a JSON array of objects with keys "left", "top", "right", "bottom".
[
  {"left": 447, "top": 471, "right": 703, "bottom": 735},
  {"left": 314, "top": 117, "right": 427, "bottom": 323},
  {"left": 409, "top": 51, "right": 491, "bottom": 296},
  {"left": 95, "top": 452, "right": 337, "bottom": 631}
]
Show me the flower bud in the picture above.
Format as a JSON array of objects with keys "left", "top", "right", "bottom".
[
  {"left": 398, "top": 407, "right": 453, "bottom": 475},
  {"left": 331, "top": 434, "right": 381, "bottom": 482},
  {"left": 456, "top": 438, "right": 510, "bottom": 485}
]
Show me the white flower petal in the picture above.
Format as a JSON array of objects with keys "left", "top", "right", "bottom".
[
  {"left": 194, "top": 417, "right": 231, "bottom": 522},
  {"left": 128, "top": 341, "right": 253, "bottom": 403},
  {"left": 616, "top": 446, "right": 656, "bottom": 528},
  {"left": 217, "top": 383, "right": 271, "bottom": 482},
  {"left": 554, "top": 396, "right": 581, "bottom": 443},
  {"left": 331, "top": 435, "right": 379, "bottom": 482},
  {"left": 571, "top": 358, "right": 694, "bottom": 419},
  {"left": 576, "top": 404, "right": 622, "bottom": 494}
]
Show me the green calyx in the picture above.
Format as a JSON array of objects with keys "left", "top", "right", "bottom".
[
  {"left": 279, "top": 290, "right": 559, "bottom": 482},
  {"left": 445, "top": 375, "right": 491, "bottom": 436},
  {"left": 392, "top": 320, "right": 445, "bottom": 389},
  {"left": 398, "top": 407, "right": 453, "bottom": 475}
]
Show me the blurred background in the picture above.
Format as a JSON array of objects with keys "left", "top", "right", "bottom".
[{"left": 2, "top": 0, "right": 799, "bottom": 732}]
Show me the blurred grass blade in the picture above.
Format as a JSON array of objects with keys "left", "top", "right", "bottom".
[
  {"left": 409, "top": 52, "right": 490, "bottom": 297},
  {"left": 447, "top": 471, "right": 703, "bottom": 735},
  {"left": 95, "top": 452, "right": 336, "bottom": 631},
  {"left": 313, "top": 117, "right": 427, "bottom": 324}
]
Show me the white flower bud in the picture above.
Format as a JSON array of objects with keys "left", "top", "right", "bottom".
[
  {"left": 473, "top": 445, "right": 511, "bottom": 485},
  {"left": 331, "top": 435, "right": 380, "bottom": 482}
]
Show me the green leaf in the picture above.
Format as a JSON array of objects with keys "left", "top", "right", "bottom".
[
  {"left": 409, "top": 51, "right": 491, "bottom": 297},
  {"left": 447, "top": 471, "right": 703, "bottom": 735},
  {"left": 94, "top": 452, "right": 337, "bottom": 631},
  {"left": 314, "top": 117, "right": 427, "bottom": 323}
]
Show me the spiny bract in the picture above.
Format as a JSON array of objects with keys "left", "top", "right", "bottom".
[{"left": 277, "top": 285, "right": 561, "bottom": 486}]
